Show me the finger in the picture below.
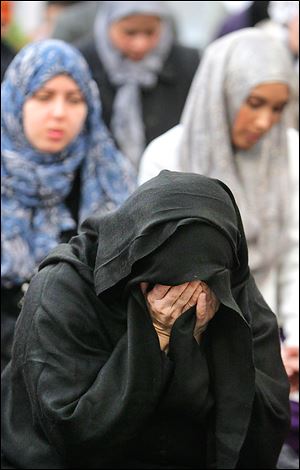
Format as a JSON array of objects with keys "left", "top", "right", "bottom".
[
  {"left": 154, "top": 282, "right": 196, "bottom": 321},
  {"left": 189, "top": 282, "right": 204, "bottom": 305},
  {"left": 173, "top": 281, "right": 201, "bottom": 309},
  {"left": 196, "top": 292, "right": 207, "bottom": 323},
  {"left": 140, "top": 282, "right": 149, "bottom": 295},
  {"left": 200, "top": 284, "right": 220, "bottom": 319},
  {"left": 181, "top": 282, "right": 203, "bottom": 313},
  {"left": 147, "top": 284, "right": 172, "bottom": 301},
  {"left": 160, "top": 282, "right": 190, "bottom": 306}
]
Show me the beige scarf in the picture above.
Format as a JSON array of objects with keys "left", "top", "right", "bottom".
[{"left": 178, "top": 28, "right": 297, "bottom": 273}]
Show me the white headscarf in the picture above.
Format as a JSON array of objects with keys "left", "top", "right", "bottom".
[
  {"left": 178, "top": 28, "right": 297, "bottom": 273},
  {"left": 94, "top": 1, "right": 174, "bottom": 168}
]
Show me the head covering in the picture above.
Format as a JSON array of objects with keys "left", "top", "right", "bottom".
[
  {"left": 1, "top": 39, "right": 136, "bottom": 287},
  {"left": 81, "top": 170, "right": 248, "bottom": 307},
  {"left": 177, "top": 28, "right": 297, "bottom": 275},
  {"left": 93, "top": 1, "right": 174, "bottom": 167}
]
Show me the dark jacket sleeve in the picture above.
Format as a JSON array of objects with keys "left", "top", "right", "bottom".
[{"left": 18, "top": 263, "right": 168, "bottom": 467}]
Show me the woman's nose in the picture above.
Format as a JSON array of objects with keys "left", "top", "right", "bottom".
[
  {"left": 132, "top": 35, "right": 152, "bottom": 55},
  {"left": 254, "top": 109, "right": 275, "bottom": 132},
  {"left": 51, "top": 98, "right": 66, "bottom": 118}
]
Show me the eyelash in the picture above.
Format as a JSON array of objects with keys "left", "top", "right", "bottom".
[
  {"left": 247, "top": 101, "right": 286, "bottom": 113},
  {"left": 125, "top": 30, "right": 156, "bottom": 36},
  {"left": 34, "top": 95, "right": 84, "bottom": 104}
]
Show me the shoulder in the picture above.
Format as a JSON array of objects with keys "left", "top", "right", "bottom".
[
  {"left": 18, "top": 260, "right": 98, "bottom": 338},
  {"left": 143, "top": 124, "right": 183, "bottom": 160},
  {"left": 287, "top": 127, "right": 299, "bottom": 175},
  {"left": 75, "top": 34, "right": 98, "bottom": 58},
  {"left": 167, "top": 43, "right": 200, "bottom": 70},
  {"left": 138, "top": 125, "right": 183, "bottom": 184},
  {"left": 287, "top": 127, "right": 299, "bottom": 149},
  {"left": 171, "top": 43, "right": 200, "bottom": 59}
]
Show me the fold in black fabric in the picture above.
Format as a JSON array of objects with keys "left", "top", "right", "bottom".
[{"left": 1, "top": 170, "right": 290, "bottom": 469}]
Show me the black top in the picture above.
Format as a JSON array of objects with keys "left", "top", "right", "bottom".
[
  {"left": 76, "top": 39, "right": 200, "bottom": 146},
  {"left": 1, "top": 171, "right": 290, "bottom": 469},
  {"left": 1, "top": 40, "right": 15, "bottom": 82}
]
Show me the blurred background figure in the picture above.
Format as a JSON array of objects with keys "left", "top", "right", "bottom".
[
  {"left": 257, "top": 1, "right": 299, "bottom": 73},
  {"left": 51, "top": 1, "right": 102, "bottom": 43},
  {"left": 215, "top": 1, "right": 270, "bottom": 38},
  {"left": 1, "top": 1, "right": 16, "bottom": 81},
  {"left": 32, "top": 1, "right": 83, "bottom": 39},
  {"left": 257, "top": 1, "right": 299, "bottom": 129},
  {"left": 1, "top": 39, "right": 136, "bottom": 372},
  {"left": 77, "top": 0, "right": 200, "bottom": 170},
  {"left": 165, "top": 1, "right": 228, "bottom": 51}
]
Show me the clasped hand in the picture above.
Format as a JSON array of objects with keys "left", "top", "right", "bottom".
[{"left": 140, "top": 281, "right": 220, "bottom": 351}]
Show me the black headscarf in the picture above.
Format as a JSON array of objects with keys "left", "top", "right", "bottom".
[{"left": 89, "top": 170, "right": 248, "bottom": 292}]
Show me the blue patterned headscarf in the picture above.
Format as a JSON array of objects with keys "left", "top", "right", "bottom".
[{"left": 1, "top": 39, "right": 137, "bottom": 287}]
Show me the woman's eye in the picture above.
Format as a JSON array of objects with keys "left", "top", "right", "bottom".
[
  {"left": 68, "top": 96, "right": 85, "bottom": 104},
  {"left": 247, "top": 99, "right": 262, "bottom": 109},
  {"left": 272, "top": 104, "right": 286, "bottom": 114},
  {"left": 124, "top": 30, "right": 136, "bottom": 36},
  {"left": 34, "top": 93, "right": 51, "bottom": 101}
]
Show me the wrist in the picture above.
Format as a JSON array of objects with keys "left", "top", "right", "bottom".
[
  {"left": 194, "top": 323, "right": 208, "bottom": 344},
  {"left": 153, "top": 323, "right": 170, "bottom": 352}
]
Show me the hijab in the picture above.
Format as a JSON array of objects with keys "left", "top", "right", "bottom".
[
  {"left": 82, "top": 170, "right": 249, "bottom": 312},
  {"left": 1, "top": 39, "right": 136, "bottom": 287},
  {"left": 94, "top": 1, "right": 174, "bottom": 167},
  {"left": 177, "top": 28, "right": 297, "bottom": 274}
]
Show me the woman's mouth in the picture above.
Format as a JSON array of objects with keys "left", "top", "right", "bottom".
[{"left": 47, "top": 129, "right": 64, "bottom": 140}]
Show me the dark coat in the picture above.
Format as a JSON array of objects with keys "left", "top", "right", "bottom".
[
  {"left": 1, "top": 171, "right": 290, "bottom": 469},
  {"left": 77, "top": 39, "right": 200, "bottom": 146},
  {"left": 1, "top": 40, "right": 15, "bottom": 82}
]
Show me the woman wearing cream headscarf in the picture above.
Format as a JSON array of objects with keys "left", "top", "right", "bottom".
[{"left": 139, "top": 29, "right": 299, "bottom": 409}]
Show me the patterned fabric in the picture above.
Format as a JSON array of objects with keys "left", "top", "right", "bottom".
[
  {"left": 1, "top": 39, "right": 137, "bottom": 287},
  {"left": 178, "top": 28, "right": 297, "bottom": 275},
  {"left": 94, "top": 1, "right": 174, "bottom": 167}
]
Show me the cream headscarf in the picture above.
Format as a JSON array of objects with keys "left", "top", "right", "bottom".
[
  {"left": 178, "top": 28, "right": 297, "bottom": 273},
  {"left": 94, "top": 1, "right": 173, "bottom": 168}
]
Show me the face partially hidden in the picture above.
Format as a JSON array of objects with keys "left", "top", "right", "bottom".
[
  {"left": 109, "top": 14, "right": 162, "bottom": 61},
  {"left": 231, "top": 82, "right": 290, "bottom": 150},
  {"left": 23, "top": 74, "right": 88, "bottom": 153}
]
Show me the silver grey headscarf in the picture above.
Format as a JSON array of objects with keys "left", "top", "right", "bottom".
[
  {"left": 94, "top": 1, "right": 174, "bottom": 168},
  {"left": 178, "top": 28, "right": 297, "bottom": 274}
]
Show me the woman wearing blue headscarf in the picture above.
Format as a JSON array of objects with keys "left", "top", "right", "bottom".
[{"left": 1, "top": 39, "right": 137, "bottom": 371}]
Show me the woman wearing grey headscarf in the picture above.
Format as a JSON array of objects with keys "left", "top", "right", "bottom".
[
  {"left": 77, "top": 0, "right": 200, "bottom": 168},
  {"left": 139, "top": 29, "right": 299, "bottom": 402}
]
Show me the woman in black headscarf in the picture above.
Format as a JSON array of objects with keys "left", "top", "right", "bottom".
[{"left": 1, "top": 171, "right": 289, "bottom": 469}]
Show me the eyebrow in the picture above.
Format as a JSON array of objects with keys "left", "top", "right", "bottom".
[
  {"left": 248, "top": 95, "right": 289, "bottom": 106},
  {"left": 36, "top": 86, "right": 83, "bottom": 95}
]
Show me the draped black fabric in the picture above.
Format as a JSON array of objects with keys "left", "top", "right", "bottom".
[{"left": 1, "top": 171, "right": 290, "bottom": 469}]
